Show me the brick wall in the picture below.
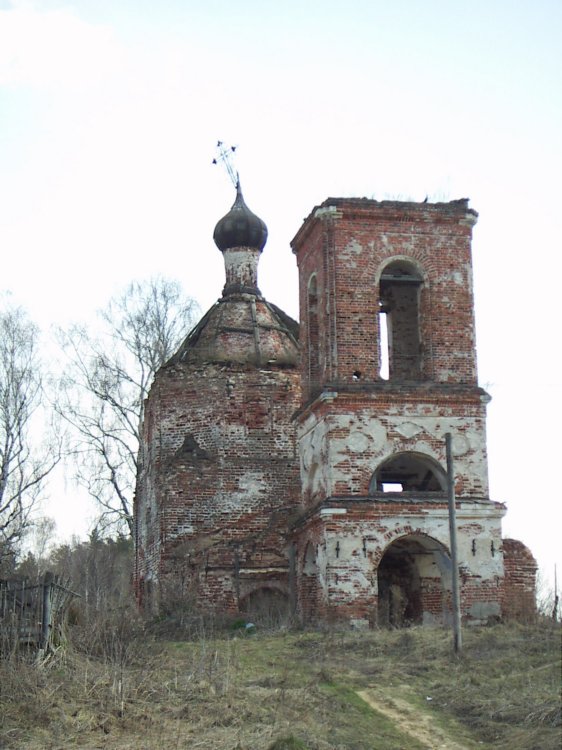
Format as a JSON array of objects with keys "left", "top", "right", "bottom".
[
  {"left": 135, "top": 360, "right": 301, "bottom": 613},
  {"left": 502, "top": 538, "right": 537, "bottom": 620}
]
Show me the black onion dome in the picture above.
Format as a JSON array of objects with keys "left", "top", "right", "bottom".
[{"left": 213, "top": 182, "right": 268, "bottom": 252}]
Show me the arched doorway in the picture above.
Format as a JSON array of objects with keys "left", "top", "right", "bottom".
[{"left": 377, "top": 535, "right": 451, "bottom": 627}]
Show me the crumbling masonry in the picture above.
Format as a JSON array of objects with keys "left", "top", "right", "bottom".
[{"left": 134, "top": 189, "right": 536, "bottom": 626}]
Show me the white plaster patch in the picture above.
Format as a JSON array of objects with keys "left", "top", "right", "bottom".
[
  {"left": 354, "top": 570, "right": 373, "bottom": 589},
  {"left": 238, "top": 472, "right": 263, "bottom": 493},
  {"left": 329, "top": 414, "right": 355, "bottom": 430},
  {"left": 342, "top": 239, "right": 363, "bottom": 256},
  {"left": 395, "top": 421, "right": 424, "bottom": 439},
  {"left": 214, "top": 471, "right": 265, "bottom": 510},
  {"left": 301, "top": 441, "right": 313, "bottom": 472},
  {"left": 405, "top": 440, "right": 435, "bottom": 458},
  {"left": 317, "top": 545, "right": 328, "bottom": 589},
  {"left": 223, "top": 247, "right": 259, "bottom": 286},
  {"left": 167, "top": 523, "right": 194, "bottom": 539},
  {"left": 368, "top": 422, "right": 388, "bottom": 447},
  {"left": 224, "top": 424, "right": 247, "bottom": 442},
  {"left": 331, "top": 414, "right": 387, "bottom": 446},
  {"left": 451, "top": 434, "right": 470, "bottom": 456},
  {"left": 308, "top": 462, "right": 328, "bottom": 497},
  {"left": 300, "top": 421, "right": 328, "bottom": 470},
  {"left": 347, "top": 430, "right": 371, "bottom": 452},
  {"left": 314, "top": 205, "right": 340, "bottom": 219},
  {"left": 442, "top": 270, "right": 464, "bottom": 285}
]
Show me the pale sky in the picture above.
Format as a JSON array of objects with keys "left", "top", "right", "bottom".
[{"left": 1, "top": 0, "right": 561, "bottom": 586}]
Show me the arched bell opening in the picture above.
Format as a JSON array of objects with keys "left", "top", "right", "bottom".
[
  {"left": 379, "top": 259, "right": 424, "bottom": 381},
  {"left": 370, "top": 452, "right": 447, "bottom": 494},
  {"left": 376, "top": 534, "right": 452, "bottom": 627}
]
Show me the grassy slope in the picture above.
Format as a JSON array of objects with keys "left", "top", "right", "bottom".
[{"left": 0, "top": 621, "right": 559, "bottom": 749}]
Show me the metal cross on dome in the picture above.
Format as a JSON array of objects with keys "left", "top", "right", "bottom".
[{"left": 212, "top": 141, "right": 239, "bottom": 188}]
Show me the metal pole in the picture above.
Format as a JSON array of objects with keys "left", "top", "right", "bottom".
[{"left": 445, "top": 433, "right": 462, "bottom": 653}]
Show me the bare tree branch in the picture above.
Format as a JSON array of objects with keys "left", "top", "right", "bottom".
[
  {"left": 56, "top": 277, "right": 200, "bottom": 536},
  {"left": 0, "top": 302, "right": 60, "bottom": 563}
]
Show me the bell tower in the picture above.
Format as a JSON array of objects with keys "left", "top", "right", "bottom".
[
  {"left": 294, "top": 198, "right": 480, "bottom": 398},
  {"left": 291, "top": 198, "right": 506, "bottom": 627}
]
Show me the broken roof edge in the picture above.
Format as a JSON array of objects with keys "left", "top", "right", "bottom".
[{"left": 291, "top": 196, "right": 478, "bottom": 250}]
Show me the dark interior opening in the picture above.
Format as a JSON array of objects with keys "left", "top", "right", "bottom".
[
  {"left": 240, "top": 587, "right": 289, "bottom": 626},
  {"left": 377, "top": 535, "right": 450, "bottom": 628},
  {"left": 377, "top": 542, "right": 422, "bottom": 626},
  {"left": 379, "top": 260, "right": 423, "bottom": 380},
  {"left": 372, "top": 452, "right": 446, "bottom": 493}
]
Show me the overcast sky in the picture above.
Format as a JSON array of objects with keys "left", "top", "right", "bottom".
[{"left": 1, "top": 0, "right": 561, "bottom": 586}]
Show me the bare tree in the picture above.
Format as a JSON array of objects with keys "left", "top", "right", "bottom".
[
  {"left": 57, "top": 278, "right": 199, "bottom": 536},
  {"left": 49, "top": 531, "right": 133, "bottom": 610},
  {"left": 15, "top": 516, "right": 58, "bottom": 578},
  {"left": 0, "top": 304, "right": 59, "bottom": 564}
]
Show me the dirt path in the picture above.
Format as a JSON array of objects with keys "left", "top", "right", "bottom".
[{"left": 357, "top": 685, "right": 479, "bottom": 750}]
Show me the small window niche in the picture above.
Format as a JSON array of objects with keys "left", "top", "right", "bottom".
[{"left": 307, "top": 274, "right": 320, "bottom": 388}]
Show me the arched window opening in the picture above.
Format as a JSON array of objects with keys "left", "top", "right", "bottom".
[
  {"left": 379, "top": 260, "right": 423, "bottom": 380},
  {"left": 307, "top": 274, "right": 320, "bottom": 390},
  {"left": 371, "top": 452, "right": 446, "bottom": 493}
]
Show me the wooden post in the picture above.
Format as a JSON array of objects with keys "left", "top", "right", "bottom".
[
  {"left": 233, "top": 550, "right": 240, "bottom": 608},
  {"left": 553, "top": 564, "right": 559, "bottom": 622},
  {"left": 288, "top": 543, "right": 297, "bottom": 617},
  {"left": 41, "top": 572, "right": 54, "bottom": 650},
  {"left": 445, "top": 433, "right": 462, "bottom": 653}
]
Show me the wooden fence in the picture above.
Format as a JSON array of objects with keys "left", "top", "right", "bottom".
[{"left": 0, "top": 573, "right": 78, "bottom": 655}]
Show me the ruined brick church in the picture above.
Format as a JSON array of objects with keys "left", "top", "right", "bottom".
[{"left": 134, "top": 186, "right": 536, "bottom": 626}]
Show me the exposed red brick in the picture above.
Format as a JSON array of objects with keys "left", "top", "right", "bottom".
[{"left": 134, "top": 195, "right": 536, "bottom": 626}]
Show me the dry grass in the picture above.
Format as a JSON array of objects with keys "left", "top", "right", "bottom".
[{"left": 0, "top": 617, "right": 559, "bottom": 749}]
